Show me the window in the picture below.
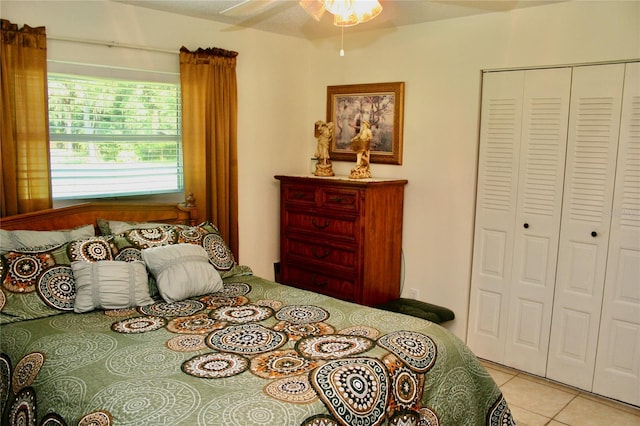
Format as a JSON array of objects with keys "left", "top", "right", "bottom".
[{"left": 48, "top": 73, "right": 183, "bottom": 200}]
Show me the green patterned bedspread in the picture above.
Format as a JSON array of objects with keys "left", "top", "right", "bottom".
[{"left": 1, "top": 274, "right": 514, "bottom": 425}]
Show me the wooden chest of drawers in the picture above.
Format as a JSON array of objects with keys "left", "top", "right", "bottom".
[{"left": 275, "top": 175, "right": 407, "bottom": 306}]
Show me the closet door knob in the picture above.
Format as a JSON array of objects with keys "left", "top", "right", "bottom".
[
  {"left": 523, "top": 223, "right": 529, "bottom": 229},
  {"left": 591, "top": 231, "right": 597, "bottom": 237}
]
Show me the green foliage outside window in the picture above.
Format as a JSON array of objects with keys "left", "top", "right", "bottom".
[{"left": 48, "top": 73, "right": 183, "bottom": 199}]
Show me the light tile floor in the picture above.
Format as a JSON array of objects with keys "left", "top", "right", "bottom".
[{"left": 480, "top": 360, "right": 640, "bottom": 426}]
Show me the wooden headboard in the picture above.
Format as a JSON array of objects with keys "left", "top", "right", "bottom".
[{"left": 0, "top": 197, "right": 198, "bottom": 231}]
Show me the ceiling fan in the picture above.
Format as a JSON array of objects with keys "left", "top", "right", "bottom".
[
  {"left": 220, "top": 0, "right": 383, "bottom": 27},
  {"left": 219, "top": 0, "right": 278, "bottom": 17}
]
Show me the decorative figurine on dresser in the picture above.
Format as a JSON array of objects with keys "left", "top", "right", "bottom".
[
  {"left": 313, "top": 120, "right": 335, "bottom": 177},
  {"left": 274, "top": 174, "right": 407, "bottom": 307},
  {"left": 349, "top": 120, "right": 373, "bottom": 179}
]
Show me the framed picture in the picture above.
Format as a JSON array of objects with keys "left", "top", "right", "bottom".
[{"left": 326, "top": 82, "right": 404, "bottom": 165}]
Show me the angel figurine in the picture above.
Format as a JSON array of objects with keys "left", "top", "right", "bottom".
[
  {"left": 313, "top": 120, "right": 335, "bottom": 177},
  {"left": 349, "top": 120, "right": 373, "bottom": 179}
]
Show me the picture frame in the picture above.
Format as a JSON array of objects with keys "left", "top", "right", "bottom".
[{"left": 326, "top": 82, "right": 404, "bottom": 165}]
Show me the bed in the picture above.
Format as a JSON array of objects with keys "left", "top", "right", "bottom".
[{"left": 0, "top": 199, "right": 515, "bottom": 426}]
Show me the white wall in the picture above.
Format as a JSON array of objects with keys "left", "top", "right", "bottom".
[
  {"left": 1, "top": 0, "right": 311, "bottom": 287},
  {"left": 305, "top": 0, "right": 640, "bottom": 337},
  {"left": 2, "top": 0, "right": 639, "bottom": 340}
]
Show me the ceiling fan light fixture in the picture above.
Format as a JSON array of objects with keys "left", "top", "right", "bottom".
[
  {"left": 352, "top": 0, "right": 382, "bottom": 23},
  {"left": 323, "top": 0, "right": 351, "bottom": 16},
  {"left": 333, "top": 11, "right": 359, "bottom": 27},
  {"left": 301, "top": 0, "right": 382, "bottom": 27},
  {"left": 298, "top": 0, "right": 326, "bottom": 21}
]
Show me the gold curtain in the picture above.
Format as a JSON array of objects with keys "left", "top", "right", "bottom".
[
  {"left": 0, "top": 19, "right": 52, "bottom": 217},
  {"left": 180, "top": 46, "right": 239, "bottom": 260}
]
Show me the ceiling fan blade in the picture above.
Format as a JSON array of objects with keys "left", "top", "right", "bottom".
[{"left": 219, "top": 0, "right": 276, "bottom": 17}]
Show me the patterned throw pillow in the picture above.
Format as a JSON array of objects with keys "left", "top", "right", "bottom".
[
  {"left": 96, "top": 218, "right": 166, "bottom": 236},
  {"left": 108, "top": 221, "right": 249, "bottom": 302},
  {"left": 0, "top": 248, "right": 57, "bottom": 293},
  {"left": 0, "top": 244, "right": 73, "bottom": 322},
  {"left": 120, "top": 226, "right": 180, "bottom": 249},
  {"left": 111, "top": 222, "right": 239, "bottom": 276},
  {"left": 0, "top": 237, "right": 118, "bottom": 321},
  {"left": 67, "top": 237, "right": 117, "bottom": 262},
  {"left": 189, "top": 222, "right": 250, "bottom": 279},
  {"left": 197, "top": 223, "right": 236, "bottom": 272},
  {"left": 110, "top": 226, "right": 180, "bottom": 299}
]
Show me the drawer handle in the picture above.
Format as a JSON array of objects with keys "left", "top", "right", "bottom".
[
  {"left": 312, "top": 248, "right": 330, "bottom": 259},
  {"left": 329, "top": 196, "right": 352, "bottom": 205},
  {"left": 311, "top": 274, "right": 328, "bottom": 287},
  {"left": 293, "top": 192, "right": 309, "bottom": 200},
  {"left": 311, "top": 218, "right": 330, "bottom": 229}
]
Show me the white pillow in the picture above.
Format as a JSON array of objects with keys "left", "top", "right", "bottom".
[
  {"left": 0, "top": 224, "right": 95, "bottom": 254},
  {"left": 101, "top": 220, "right": 166, "bottom": 235},
  {"left": 71, "top": 260, "right": 154, "bottom": 313},
  {"left": 142, "top": 244, "right": 223, "bottom": 303}
]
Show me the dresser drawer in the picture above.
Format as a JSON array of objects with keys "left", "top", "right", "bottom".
[
  {"left": 282, "top": 184, "right": 316, "bottom": 207},
  {"left": 282, "top": 266, "right": 356, "bottom": 302},
  {"left": 276, "top": 175, "right": 407, "bottom": 306},
  {"left": 282, "top": 183, "right": 361, "bottom": 213},
  {"left": 319, "top": 187, "right": 359, "bottom": 212},
  {"left": 283, "top": 211, "right": 358, "bottom": 241},
  {"left": 283, "top": 238, "right": 356, "bottom": 270}
]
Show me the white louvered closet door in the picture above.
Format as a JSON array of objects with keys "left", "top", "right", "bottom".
[
  {"left": 467, "top": 70, "right": 524, "bottom": 363},
  {"left": 592, "top": 61, "right": 640, "bottom": 407},
  {"left": 546, "top": 64, "right": 626, "bottom": 391},
  {"left": 467, "top": 68, "right": 571, "bottom": 368},
  {"left": 503, "top": 68, "right": 571, "bottom": 376}
]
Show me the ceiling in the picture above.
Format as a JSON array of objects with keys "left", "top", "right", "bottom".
[{"left": 112, "top": 0, "right": 566, "bottom": 40}]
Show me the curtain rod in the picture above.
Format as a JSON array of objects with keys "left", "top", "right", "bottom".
[
  {"left": 48, "top": 35, "right": 177, "bottom": 55},
  {"left": 47, "top": 59, "right": 179, "bottom": 76}
]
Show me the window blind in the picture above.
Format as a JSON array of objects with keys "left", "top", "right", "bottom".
[{"left": 48, "top": 73, "right": 183, "bottom": 200}]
